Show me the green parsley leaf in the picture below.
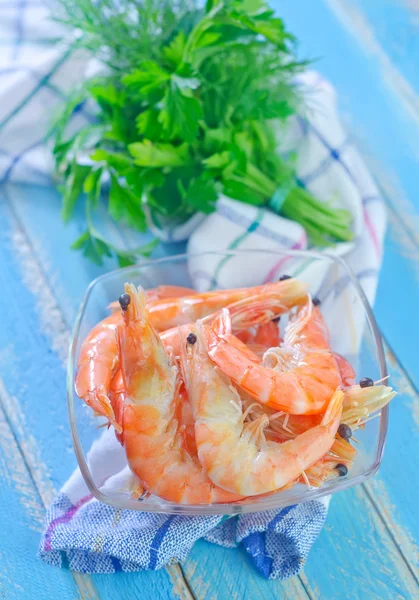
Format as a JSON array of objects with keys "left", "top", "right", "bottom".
[
  {"left": 129, "top": 140, "right": 190, "bottom": 168},
  {"left": 122, "top": 61, "right": 170, "bottom": 96},
  {"left": 61, "top": 163, "right": 91, "bottom": 223},
  {"left": 71, "top": 230, "right": 112, "bottom": 265},
  {"left": 91, "top": 149, "right": 133, "bottom": 174},
  {"left": 203, "top": 151, "right": 230, "bottom": 169},
  {"left": 109, "top": 174, "right": 146, "bottom": 232},
  {"left": 83, "top": 167, "right": 102, "bottom": 207},
  {"left": 183, "top": 176, "right": 218, "bottom": 213},
  {"left": 135, "top": 109, "right": 164, "bottom": 140},
  {"left": 159, "top": 78, "right": 203, "bottom": 142},
  {"left": 163, "top": 32, "right": 186, "bottom": 67}
]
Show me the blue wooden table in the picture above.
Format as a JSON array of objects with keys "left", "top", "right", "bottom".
[{"left": 1, "top": 1, "right": 419, "bottom": 598}]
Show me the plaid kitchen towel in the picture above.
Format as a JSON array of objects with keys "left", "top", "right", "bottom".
[
  {"left": 0, "top": 0, "right": 94, "bottom": 184},
  {"left": 39, "top": 427, "right": 329, "bottom": 579},
  {"left": 1, "top": 0, "right": 386, "bottom": 580}
]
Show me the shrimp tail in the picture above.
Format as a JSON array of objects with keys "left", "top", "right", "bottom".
[
  {"left": 84, "top": 390, "right": 117, "bottom": 426},
  {"left": 342, "top": 384, "right": 396, "bottom": 427}
]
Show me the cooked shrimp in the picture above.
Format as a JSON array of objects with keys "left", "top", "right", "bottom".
[
  {"left": 207, "top": 300, "right": 342, "bottom": 414},
  {"left": 160, "top": 289, "right": 298, "bottom": 358},
  {"left": 108, "top": 285, "right": 197, "bottom": 312},
  {"left": 90, "top": 298, "right": 265, "bottom": 429},
  {"left": 118, "top": 283, "right": 243, "bottom": 504},
  {"left": 181, "top": 322, "right": 343, "bottom": 496},
  {"left": 76, "top": 280, "right": 304, "bottom": 422},
  {"left": 147, "top": 278, "right": 308, "bottom": 332},
  {"left": 248, "top": 383, "right": 395, "bottom": 488},
  {"left": 75, "top": 311, "right": 121, "bottom": 428},
  {"left": 146, "top": 285, "right": 197, "bottom": 302},
  {"left": 243, "top": 381, "right": 394, "bottom": 440},
  {"left": 174, "top": 381, "right": 197, "bottom": 457},
  {"left": 110, "top": 365, "right": 197, "bottom": 452},
  {"left": 76, "top": 286, "right": 197, "bottom": 424},
  {"left": 262, "top": 412, "right": 356, "bottom": 488}
]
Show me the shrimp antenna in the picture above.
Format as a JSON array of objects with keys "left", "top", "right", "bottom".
[
  {"left": 123, "top": 282, "right": 147, "bottom": 323},
  {"left": 178, "top": 326, "right": 188, "bottom": 386},
  {"left": 284, "top": 296, "right": 312, "bottom": 344}
]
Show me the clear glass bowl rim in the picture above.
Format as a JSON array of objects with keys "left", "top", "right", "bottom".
[{"left": 67, "top": 248, "right": 388, "bottom": 515}]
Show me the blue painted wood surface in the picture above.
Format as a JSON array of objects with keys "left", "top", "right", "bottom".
[{"left": 1, "top": 1, "right": 419, "bottom": 598}]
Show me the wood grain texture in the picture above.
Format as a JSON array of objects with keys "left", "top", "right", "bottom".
[
  {"left": 183, "top": 543, "right": 312, "bottom": 600},
  {"left": 0, "top": 392, "right": 80, "bottom": 600},
  {"left": 342, "top": 0, "right": 419, "bottom": 97}
]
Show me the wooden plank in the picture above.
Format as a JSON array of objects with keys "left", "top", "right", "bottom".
[
  {"left": 0, "top": 193, "right": 192, "bottom": 600},
  {"left": 363, "top": 338, "right": 419, "bottom": 576},
  {"left": 333, "top": 0, "right": 419, "bottom": 97},
  {"left": 373, "top": 203, "right": 419, "bottom": 390},
  {"left": 182, "top": 541, "right": 310, "bottom": 600},
  {"left": 0, "top": 390, "right": 80, "bottom": 600}
]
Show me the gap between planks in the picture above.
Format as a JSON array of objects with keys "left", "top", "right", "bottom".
[{"left": 0, "top": 378, "right": 99, "bottom": 600}]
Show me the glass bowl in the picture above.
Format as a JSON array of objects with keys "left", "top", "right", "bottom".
[{"left": 68, "top": 249, "right": 388, "bottom": 515}]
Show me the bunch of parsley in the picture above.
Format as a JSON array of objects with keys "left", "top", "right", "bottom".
[{"left": 54, "top": 0, "right": 353, "bottom": 265}]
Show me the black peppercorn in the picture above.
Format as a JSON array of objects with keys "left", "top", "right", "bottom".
[
  {"left": 336, "top": 464, "right": 348, "bottom": 477},
  {"left": 279, "top": 274, "right": 291, "bottom": 281},
  {"left": 273, "top": 316, "right": 281, "bottom": 323},
  {"left": 359, "top": 377, "right": 374, "bottom": 388},
  {"left": 312, "top": 296, "right": 321, "bottom": 306},
  {"left": 337, "top": 423, "right": 352, "bottom": 441},
  {"left": 187, "top": 333, "right": 197, "bottom": 345},
  {"left": 118, "top": 293, "right": 131, "bottom": 311}
]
